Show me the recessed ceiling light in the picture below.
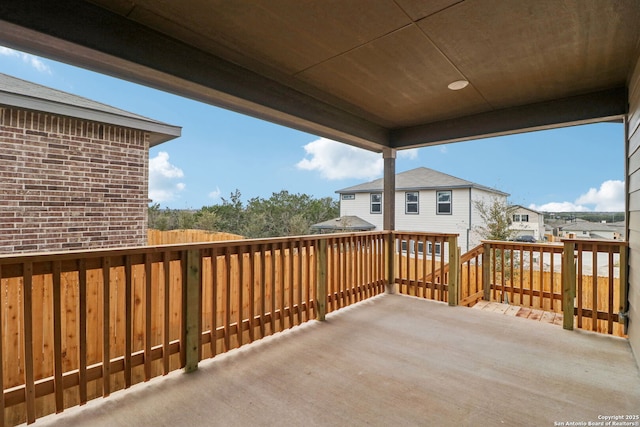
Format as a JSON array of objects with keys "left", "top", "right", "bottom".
[{"left": 448, "top": 80, "right": 469, "bottom": 90}]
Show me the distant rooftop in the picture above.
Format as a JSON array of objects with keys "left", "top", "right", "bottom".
[
  {"left": 311, "top": 216, "right": 376, "bottom": 232},
  {"left": 0, "top": 73, "right": 181, "bottom": 146},
  {"left": 336, "top": 167, "right": 508, "bottom": 195}
]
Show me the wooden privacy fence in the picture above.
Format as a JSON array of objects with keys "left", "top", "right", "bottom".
[
  {"left": 0, "top": 232, "right": 387, "bottom": 426},
  {"left": 147, "top": 229, "right": 244, "bottom": 244}
]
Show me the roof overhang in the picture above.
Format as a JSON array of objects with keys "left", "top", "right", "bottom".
[
  {"left": 0, "top": 90, "right": 181, "bottom": 146},
  {"left": 0, "top": 0, "right": 638, "bottom": 152}
]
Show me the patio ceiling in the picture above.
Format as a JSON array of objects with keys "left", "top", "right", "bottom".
[{"left": 1, "top": 0, "right": 639, "bottom": 151}]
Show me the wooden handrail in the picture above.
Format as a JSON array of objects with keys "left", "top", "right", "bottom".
[{"left": 0, "top": 231, "right": 628, "bottom": 425}]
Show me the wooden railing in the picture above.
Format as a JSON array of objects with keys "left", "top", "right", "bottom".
[
  {"left": 0, "top": 231, "right": 629, "bottom": 425},
  {"left": 457, "top": 240, "right": 628, "bottom": 337},
  {"left": 0, "top": 232, "right": 387, "bottom": 426},
  {"left": 393, "top": 232, "right": 459, "bottom": 304},
  {"left": 483, "top": 241, "right": 565, "bottom": 310},
  {"left": 562, "top": 239, "right": 627, "bottom": 335},
  {"left": 458, "top": 244, "right": 484, "bottom": 307}
]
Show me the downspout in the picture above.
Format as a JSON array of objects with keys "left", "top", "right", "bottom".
[{"left": 621, "top": 115, "right": 630, "bottom": 334}]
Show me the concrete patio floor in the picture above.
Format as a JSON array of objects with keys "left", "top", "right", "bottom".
[{"left": 35, "top": 294, "right": 640, "bottom": 427}]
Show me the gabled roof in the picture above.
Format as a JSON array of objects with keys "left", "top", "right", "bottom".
[
  {"left": 336, "top": 167, "right": 508, "bottom": 196},
  {"left": 0, "top": 73, "right": 181, "bottom": 146},
  {"left": 311, "top": 216, "right": 376, "bottom": 231},
  {"left": 510, "top": 205, "right": 541, "bottom": 215}
]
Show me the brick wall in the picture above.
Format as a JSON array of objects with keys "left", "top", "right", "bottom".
[{"left": 0, "top": 107, "right": 149, "bottom": 254}]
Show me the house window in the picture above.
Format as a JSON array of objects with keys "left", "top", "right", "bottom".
[
  {"left": 405, "top": 192, "right": 419, "bottom": 214},
  {"left": 436, "top": 191, "right": 451, "bottom": 214},
  {"left": 342, "top": 194, "right": 355, "bottom": 200},
  {"left": 427, "top": 242, "right": 442, "bottom": 256},
  {"left": 400, "top": 240, "right": 417, "bottom": 254},
  {"left": 370, "top": 193, "right": 382, "bottom": 214},
  {"left": 513, "top": 214, "right": 529, "bottom": 222}
]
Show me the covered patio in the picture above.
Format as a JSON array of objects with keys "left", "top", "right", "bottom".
[
  {"left": 36, "top": 294, "right": 640, "bottom": 427},
  {"left": 1, "top": 1, "right": 640, "bottom": 425}
]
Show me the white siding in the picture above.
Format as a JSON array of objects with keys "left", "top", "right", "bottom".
[
  {"left": 339, "top": 192, "right": 383, "bottom": 229},
  {"left": 510, "top": 207, "right": 544, "bottom": 240},
  {"left": 627, "top": 50, "right": 640, "bottom": 363},
  {"left": 340, "top": 187, "right": 506, "bottom": 252},
  {"left": 395, "top": 188, "right": 473, "bottom": 250}
]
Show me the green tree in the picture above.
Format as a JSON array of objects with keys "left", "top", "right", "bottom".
[
  {"left": 148, "top": 189, "right": 339, "bottom": 238},
  {"left": 243, "top": 190, "right": 339, "bottom": 237},
  {"left": 148, "top": 203, "right": 172, "bottom": 230},
  {"left": 192, "top": 210, "right": 219, "bottom": 231},
  {"left": 473, "top": 197, "right": 517, "bottom": 241},
  {"left": 209, "top": 189, "right": 245, "bottom": 235},
  {"left": 474, "top": 198, "right": 518, "bottom": 301}
]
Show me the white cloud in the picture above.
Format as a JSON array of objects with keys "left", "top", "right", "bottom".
[
  {"left": 149, "top": 152, "right": 185, "bottom": 203},
  {"left": 528, "top": 201, "right": 590, "bottom": 212},
  {"left": 575, "top": 180, "right": 624, "bottom": 211},
  {"left": 296, "top": 137, "right": 383, "bottom": 180},
  {"left": 0, "top": 46, "right": 52, "bottom": 74},
  {"left": 398, "top": 148, "right": 419, "bottom": 160},
  {"left": 529, "top": 180, "right": 624, "bottom": 212},
  {"left": 208, "top": 187, "right": 221, "bottom": 200}
]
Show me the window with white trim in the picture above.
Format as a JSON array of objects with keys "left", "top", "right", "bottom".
[
  {"left": 370, "top": 193, "right": 382, "bottom": 214},
  {"left": 342, "top": 194, "right": 355, "bottom": 200},
  {"left": 405, "top": 191, "right": 419, "bottom": 214},
  {"left": 427, "top": 242, "right": 442, "bottom": 256},
  {"left": 436, "top": 190, "right": 452, "bottom": 214}
]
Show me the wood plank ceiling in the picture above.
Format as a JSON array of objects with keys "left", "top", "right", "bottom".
[{"left": 1, "top": 0, "right": 639, "bottom": 151}]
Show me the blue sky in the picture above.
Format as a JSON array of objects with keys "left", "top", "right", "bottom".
[{"left": 1, "top": 46, "right": 626, "bottom": 212}]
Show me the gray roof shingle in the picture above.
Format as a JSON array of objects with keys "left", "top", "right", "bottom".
[
  {"left": 336, "top": 167, "right": 508, "bottom": 196},
  {"left": 0, "top": 73, "right": 181, "bottom": 146},
  {"left": 311, "top": 216, "right": 376, "bottom": 231}
]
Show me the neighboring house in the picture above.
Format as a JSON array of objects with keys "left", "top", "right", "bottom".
[
  {"left": 336, "top": 167, "right": 509, "bottom": 252},
  {"left": 310, "top": 216, "right": 376, "bottom": 233},
  {"left": 509, "top": 205, "right": 545, "bottom": 241},
  {"left": 0, "top": 73, "right": 181, "bottom": 254},
  {"left": 558, "top": 220, "right": 625, "bottom": 240}
]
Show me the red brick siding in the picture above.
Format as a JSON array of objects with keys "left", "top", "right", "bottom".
[{"left": 0, "top": 107, "right": 149, "bottom": 254}]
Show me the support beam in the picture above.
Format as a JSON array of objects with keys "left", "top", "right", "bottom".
[
  {"left": 448, "top": 237, "right": 460, "bottom": 306},
  {"left": 562, "top": 241, "right": 576, "bottom": 331},
  {"left": 383, "top": 148, "right": 396, "bottom": 294},
  {"left": 391, "top": 88, "right": 627, "bottom": 149},
  {"left": 0, "top": 0, "right": 389, "bottom": 152},
  {"left": 482, "top": 243, "right": 491, "bottom": 301},
  {"left": 184, "top": 250, "right": 201, "bottom": 373},
  {"left": 315, "top": 239, "right": 328, "bottom": 321},
  {"left": 383, "top": 148, "right": 396, "bottom": 231}
]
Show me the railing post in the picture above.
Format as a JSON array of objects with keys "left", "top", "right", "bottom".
[
  {"left": 562, "top": 241, "right": 576, "bottom": 330},
  {"left": 316, "top": 239, "right": 328, "bottom": 321},
  {"left": 184, "top": 249, "right": 201, "bottom": 372},
  {"left": 619, "top": 242, "right": 629, "bottom": 334},
  {"left": 385, "top": 232, "right": 396, "bottom": 294},
  {"left": 482, "top": 242, "right": 491, "bottom": 301},
  {"left": 448, "top": 236, "right": 460, "bottom": 306}
]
